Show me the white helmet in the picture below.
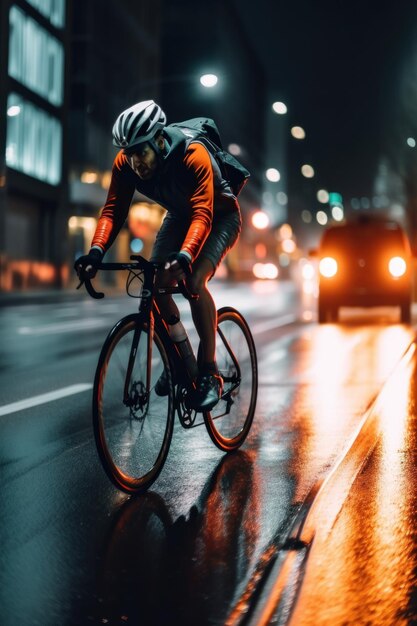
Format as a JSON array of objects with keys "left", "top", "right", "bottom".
[{"left": 112, "top": 100, "right": 166, "bottom": 150}]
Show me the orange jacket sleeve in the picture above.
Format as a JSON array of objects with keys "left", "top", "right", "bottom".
[
  {"left": 91, "top": 151, "right": 135, "bottom": 253},
  {"left": 180, "top": 142, "right": 214, "bottom": 261}
]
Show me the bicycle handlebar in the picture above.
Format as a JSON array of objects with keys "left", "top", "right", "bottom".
[
  {"left": 76, "top": 277, "right": 104, "bottom": 299},
  {"left": 76, "top": 254, "right": 199, "bottom": 302}
]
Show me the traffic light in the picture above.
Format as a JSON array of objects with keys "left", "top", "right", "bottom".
[{"left": 329, "top": 192, "right": 343, "bottom": 207}]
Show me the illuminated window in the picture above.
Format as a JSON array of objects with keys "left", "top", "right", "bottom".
[
  {"left": 9, "top": 6, "right": 64, "bottom": 106},
  {"left": 25, "top": 0, "right": 66, "bottom": 28},
  {"left": 6, "top": 93, "right": 62, "bottom": 185}
]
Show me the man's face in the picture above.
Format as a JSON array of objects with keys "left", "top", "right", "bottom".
[{"left": 126, "top": 143, "right": 158, "bottom": 180}]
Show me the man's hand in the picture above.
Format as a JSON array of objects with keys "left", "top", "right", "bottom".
[
  {"left": 164, "top": 251, "right": 192, "bottom": 282},
  {"left": 74, "top": 248, "right": 103, "bottom": 279}
]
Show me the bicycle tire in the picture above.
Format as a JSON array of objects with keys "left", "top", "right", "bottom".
[
  {"left": 93, "top": 315, "right": 175, "bottom": 494},
  {"left": 204, "top": 306, "right": 258, "bottom": 451}
]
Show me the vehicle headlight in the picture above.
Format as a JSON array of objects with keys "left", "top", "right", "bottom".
[
  {"left": 319, "top": 256, "right": 338, "bottom": 278},
  {"left": 388, "top": 256, "right": 407, "bottom": 277}
]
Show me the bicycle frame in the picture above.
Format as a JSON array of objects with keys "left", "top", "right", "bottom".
[
  {"left": 86, "top": 255, "right": 257, "bottom": 493},
  {"left": 82, "top": 255, "right": 195, "bottom": 408}
]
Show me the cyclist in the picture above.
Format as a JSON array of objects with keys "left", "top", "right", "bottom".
[{"left": 75, "top": 100, "right": 242, "bottom": 411}]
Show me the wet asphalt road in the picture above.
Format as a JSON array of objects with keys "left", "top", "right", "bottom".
[{"left": 0, "top": 280, "right": 415, "bottom": 626}]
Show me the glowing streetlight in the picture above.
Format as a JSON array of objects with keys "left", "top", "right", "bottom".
[
  {"left": 7, "top": 105, "right": 21, "bottom": 117},
  {"left": 265, "top": 168, "right": 280, "bottom": 182},
  {"left": 272, "top": 101, "right": 287, "bottom": 115},
  {"left": 279, "top": 223, "right": 293, "bottom": 239},
  {"left": 200, "top": 74, "right": 218, "bottom": 88},
  {"left": 316, "top": 210, "right": 328, "bottom": 225},
  {"left": 301, "top": 164, "right": 315, "bottom": 178},
  {"left": 252, "top": 211, "right": 270, "bottom": 229},
  {"left": 291, "top": 126, "right": 305, "bottom": 139},
  {"left": 407, "top": 137, "right": 416, "bottom": 148},
  {"left": 331, "top": 206, "right": 344, "bottom": 221},
  {"left": 317, "top": 189, "right": 329, "bottom": 203},
  {"left": 228, "top": 143, "right": 242, "bottom": 156},
  {"left": 282, "top": 239, "right": 296, "bottom": 254}
]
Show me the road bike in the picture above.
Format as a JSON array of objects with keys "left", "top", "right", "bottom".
[{"left": 79, "top": 255, "right": 258, "bottom": 494}]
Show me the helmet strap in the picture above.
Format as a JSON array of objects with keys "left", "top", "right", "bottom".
[
  {"left": 148, "top": 136, "right": 167, "bottom": 163},
  {"left": 148, "top": 138, "right": 160, "bottom": 154}
]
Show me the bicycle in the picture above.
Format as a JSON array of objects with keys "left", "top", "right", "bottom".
[{"left": 79, "top": 255, "right": 258, "bottom": 494}]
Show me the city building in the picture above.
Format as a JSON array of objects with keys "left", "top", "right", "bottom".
[
  {"left": 0, "top": 0, "right": 70, "bottom": 290},
  {"left": 0, "top": 1, "right": 267, "bottom": 290}
]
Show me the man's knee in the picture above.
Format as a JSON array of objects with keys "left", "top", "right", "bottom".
[
  {"left": 188, "top": 270, "right": 208, "bottom": 294},
  {"left": 188, "top": 258, "right": 215, "bottom": 293}
]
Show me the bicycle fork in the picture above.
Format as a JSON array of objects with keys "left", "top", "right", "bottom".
[{"left": 123, "top": 313, "right": 154, "bottom": 412}]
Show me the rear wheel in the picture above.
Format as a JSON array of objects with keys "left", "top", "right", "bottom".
[
  {"left": 203, "top": 307, "right": 258, "bottom": 451},
  {"left": 93, "top": 317, "right": 175, "bottom": 494}
]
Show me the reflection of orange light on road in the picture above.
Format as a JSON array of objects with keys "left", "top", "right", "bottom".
[
  {"left": 292, "top": 326, "right": 352, "bottom": 501},
  {"left": 374, "top": 326, "right": 413, "bottom": 381},
  {"left": 377, "top": 341, "right": 414, "bottom": 526},
  {"left": 288, "top": 333, "right": 417, "bottom": 625}
]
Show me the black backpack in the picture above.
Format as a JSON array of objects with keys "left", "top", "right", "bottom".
[{"left": 168, "top": 117, "right": 250, "bottom": 196}]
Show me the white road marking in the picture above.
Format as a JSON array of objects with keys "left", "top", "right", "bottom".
[
  {"left": 18, "top": 319, "right": 109, "bottom": 335},
  {"left": 0, "top": 383, "right": 93, "bottom": 417}
]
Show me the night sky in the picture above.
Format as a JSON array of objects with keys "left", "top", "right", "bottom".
[{"left": 235, "top": 0, "right": 417, "bottom": 200}]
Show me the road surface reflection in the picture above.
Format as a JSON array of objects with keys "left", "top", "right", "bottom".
[{"left": 88, "top": 451, "right": 260, "bottom": 626}]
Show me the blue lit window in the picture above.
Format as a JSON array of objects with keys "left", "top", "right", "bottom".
[
  {"left": 6, "top": 93, "right": 62, "bottom": 185},
  {"left": 9, "top": 5, "right": 64, "bottom": 106},
  {"left": 24, "top": 0, "right": 65, "bottom": 29}
]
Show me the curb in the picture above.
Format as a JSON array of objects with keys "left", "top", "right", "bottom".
[{"left": 226, "top": 338, "right": 417, "bottom": 626}]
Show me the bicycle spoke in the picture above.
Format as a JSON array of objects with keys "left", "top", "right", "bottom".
[
  {"left": 93, "top": 319, "right": 174, "bottom": 493},
  {"left": 204, "top": 308, "right": 257, "bottom": 451}
]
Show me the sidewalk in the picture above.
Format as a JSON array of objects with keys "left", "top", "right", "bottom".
[{"left": 0, "top": 286, "right": 126, "bottom": 307}]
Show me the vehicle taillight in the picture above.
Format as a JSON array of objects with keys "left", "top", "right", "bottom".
[
  {"left": 388, "top": 256, "right": 407, "bottom": 277},
  {"left": 319, "top": 257, "right": 338, "bottom": 278}
]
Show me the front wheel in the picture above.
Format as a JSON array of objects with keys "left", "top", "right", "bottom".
[
  {"left": 204, "top": 307, "right": 258, "bottom": 451},
  {"left": 93, "top": 316, "right": 175, "bottom": 494}
]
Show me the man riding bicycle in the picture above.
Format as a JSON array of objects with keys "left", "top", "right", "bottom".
[{"left": 75, "top": 100, "right": 242, "bottom": 412}]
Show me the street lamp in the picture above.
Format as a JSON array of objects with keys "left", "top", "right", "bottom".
[
  {"left": 7, "top": 105, "right": 21, "bottom": 117},
  {"left": 316, "top": 210, "right": 328, "bottom": 225},
  {"left": 291, "top": 126, "right": 305, "bottom": 139},
  {"left": 228, "top": 143, "right": 242, "bottom": 156},
  {"left": 317, "top": 189, "right": 329, "bottom": 203},
  {"left": 200, "top": 73, "right": 218, "bottom": 88},
  {"left": 272, "top": 101, "right": 287, "bottom": 115},
  {"left": 301, "top": 164, "right": 315, "bottom": 178},
  {"left": 252, "top": 210, "right": 270, "bottom": 229},
  {"left": 265, "top": 168, "right": 280, "bottom": 182}
]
